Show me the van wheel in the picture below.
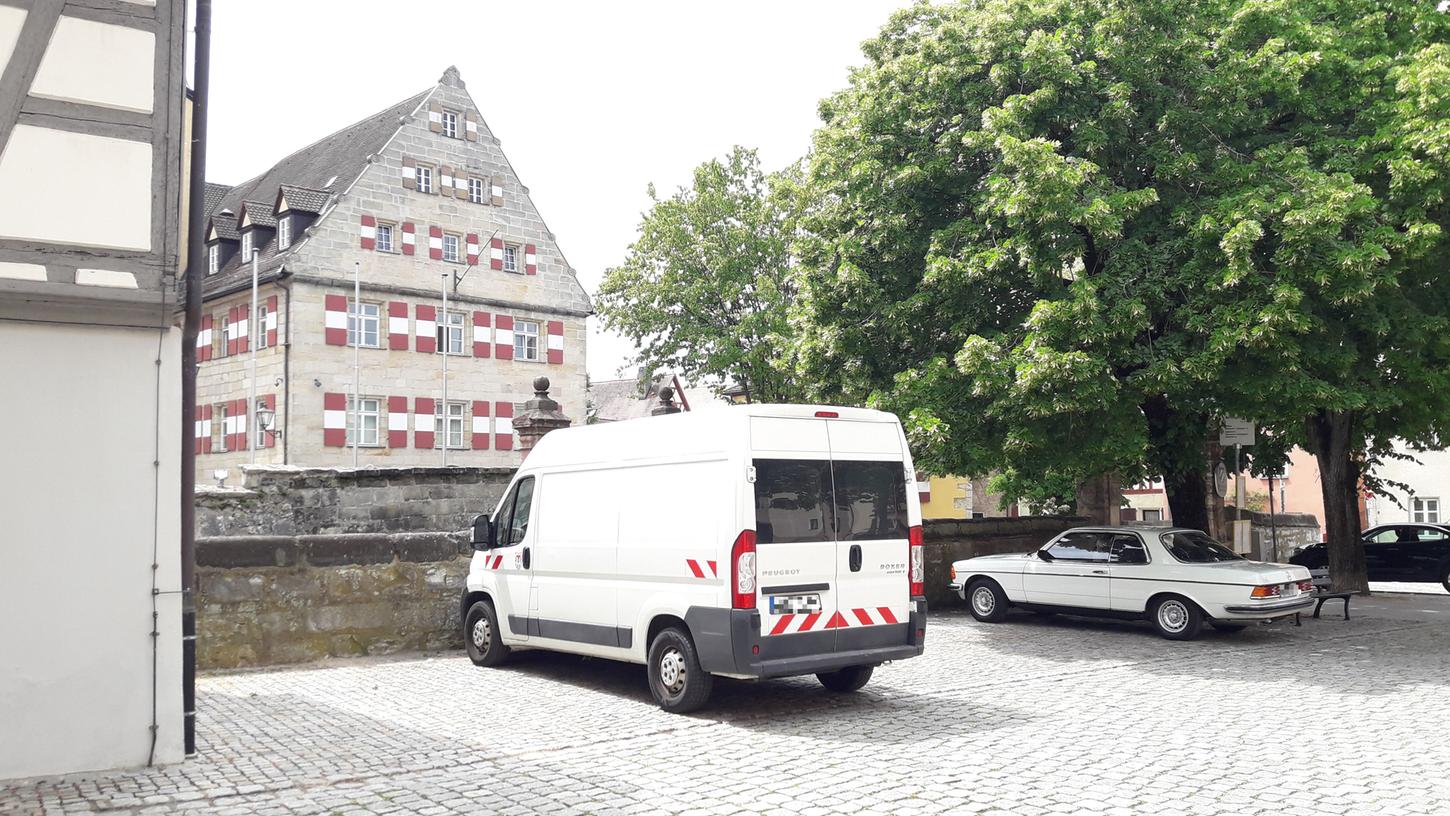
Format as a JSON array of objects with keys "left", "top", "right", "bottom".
[
  {"left": 647, "top": 627, "right": 713, "bottom": 714},
  {"left": 1150, "top": 595, "right": 1203, "bottom": 640},
  {"left": 464, "top": 600, "right": 510, "bottom": 667},
  {"left": 966, "top": 579, "right": 1009, "bottom": 623},
  {"left": 817, "top": 665, "right": 873, "bottom": 693}
]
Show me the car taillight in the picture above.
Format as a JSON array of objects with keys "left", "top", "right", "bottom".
[
  {"left": 1250, "top": 585, "right": 1281, "bottom": 599},
  {"left": 949, "top": 565, "right": 957, "bottom": 582},
  {"left": 909, "top": 525, "right": 924, "bottom": 597},
  {"left": 732, "top": 529, "right": 757, "bottom": 610},
  {"left": 1296, "top": 579, "right": 1313, "bottom": 593}
]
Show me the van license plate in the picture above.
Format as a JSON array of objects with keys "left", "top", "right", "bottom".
[{"left": 770, "top": 594, "right": 822, "bottom": 615}]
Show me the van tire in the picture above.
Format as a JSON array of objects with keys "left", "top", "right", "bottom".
[
  {"left": 817, "top": 665, "right": 873, "bottom": 693},
  {"left": 966, "top": 579, "right": 1009, "bottom": 622},
  {"left": 464, "top": 600, "right": 510, "bottom": 667},
  {"left": 647, "top": 627, "right": 713, "bottom": 714}
]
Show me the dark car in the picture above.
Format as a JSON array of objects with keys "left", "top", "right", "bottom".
[{"left": 1289, "top": 523, "right": 1450, "bottom": 592}]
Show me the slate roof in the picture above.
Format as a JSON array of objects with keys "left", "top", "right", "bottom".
[
  {"left": 590, "top": 373, "right": 694, "bottom": 422},
  {"left": 202, "top": 90, "right": 430, "bottom": 295},
  {"left": 278, "top": 184, "right": 329, "bottom": 214},
  {"left": 203, "top": 182, "right": 232, "bottom": 215}
]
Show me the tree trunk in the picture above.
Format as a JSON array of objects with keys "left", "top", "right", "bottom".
[
  {"left": 1308, "top": 410, "right": 1369, "bottom": 594},
  {"left": 1141, "top": 394, "right": 1211, "bottom": 533}
]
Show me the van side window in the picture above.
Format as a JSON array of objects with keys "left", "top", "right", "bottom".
[
  {"left": 753, "top": 459, "right": 832, "bottom": 544},
  {"left": 832, "top": 460, "right": 909, "bottom": 541},
  {"left": 495, "top": 476, "right": 535, "bottom": 548}
]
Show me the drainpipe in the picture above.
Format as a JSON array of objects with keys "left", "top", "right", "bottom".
[
  {"left": 280, "top": 275, "right": 291, "bottom": 463},
  {"left": 179, "top": 0, "right": 211, "bottom": 758}
]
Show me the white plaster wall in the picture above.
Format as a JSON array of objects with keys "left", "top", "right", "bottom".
[
  {"left": 1370, "top": 443, "right": 1450, "bottom": 525},
  {"left": 30, "top": 15, "right": 155, "bottom": 113},
  {"left": 0, "top": 5, "right": 26, "bottom": 70},
  {"left": 0, "top": 321, "right": 183, "bottom": 780},
  {"left": 0, "top": 125, "right": 152, "bottom": 251}
]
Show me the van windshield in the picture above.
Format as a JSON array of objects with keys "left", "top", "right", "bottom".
[{"left": 753, "top": 458, "right": 908, "bottom": 543}]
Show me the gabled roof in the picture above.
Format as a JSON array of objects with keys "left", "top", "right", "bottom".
[
  {"left": 590, "top": 373, "right": 691, "bottom": 422},
  {"left": 238, "top": 201, "right": 277, "bottom": 230},
  {"left": 203, "top": 182, "right": 232, "bottom": 215},
  {"left": 277, "top": 184, "right": 329, "bottom": 214}
]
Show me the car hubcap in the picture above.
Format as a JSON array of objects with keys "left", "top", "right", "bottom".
[
  {"left": 1158, "top": 600, "right": 1189, "bottom": 633},
  {"left": 471, "top": 617, "right": 491, "bottom": 652},
  {"left": 658, "top": 648, "right": 686, "bottom": 695},
  {"left": 971, "top": 587, "right": 996, "bottom": 616}
]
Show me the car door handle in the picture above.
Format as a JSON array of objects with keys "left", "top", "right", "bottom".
[
  {"left": 1091, "top": 569, "right": 1107, "bottom": 575},
  {"left": 849, "top": 544, "right": 862, "bottom": 572},
  {"left": 522, "top": 547, "right": 531, "bottom": 570}
]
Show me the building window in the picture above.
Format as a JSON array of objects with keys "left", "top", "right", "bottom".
[
  {"left": 277, "top": 216, "right": 291, "bottom": 250},
  {"left": 256, "top": 303, "right": 269, "bottom": 349},
  {"left": 1413, "top": 497, "right": 1440, "bottom": 524},
  {"left": 503, "top": 244, "right": 519, "bottom": 273},
  {"left": 442, "top": 233, "right": 461, "bottom": 263},
  {"left": 214, "top": 402, "right": 228, "bottom": 452},
  {"left": 441, "top": 109, "right": 458, "bottom": 139},
  {"left": 435, "top": 401, "right": 465, "bottom": 449},
  {"left": 241, "top": 230, "right": 253, "bottom": 259},
  {"left": 436, "top": 310, "right": 465, "bottom": 355},
  {"left": 514, "top": 318, "right": 540, "bottom": 361},
  {"left": 375, "top": 222, "right": 394, "bottom": 252},
  {"left": 416, "top": 164, "right": 434, "bottom": 194},
  {"left": 207, "top": 244, "right": 219, "bottom": 275},
  {"left": 468, "top": 177, "right": 484, "bottom": 204},
  {"left": 1142, "top": 509, "right": 1163, "bottom": 522},
  {"left": 346, "top": 396, "right": 382, "bottom": 447},
  {"left": 348, "top": 301, "right": 381, "bottom": 348}
]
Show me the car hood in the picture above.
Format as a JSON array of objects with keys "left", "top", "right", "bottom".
[
  {"left": 1194, "top": 559, "right": 1310, "bottom": 584},
  {"left": 952, "top": 552, "right": 1034, "bottom": 568}
]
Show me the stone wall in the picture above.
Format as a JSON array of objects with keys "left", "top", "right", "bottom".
[
  {"left": 196, "top": 464, "right": 513, "bottom": 536},
  {"left": 921, "top": 516, "right": 1089, "bottom": 608},
  {"left": 1226, "top": 509, "right": 1322, "bottom": 562}
]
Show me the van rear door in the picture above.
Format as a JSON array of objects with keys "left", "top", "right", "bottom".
[
  {"left": 749, "top": 417, "right": 838, "bottom": 644},
  {"left": 826, "top": 420, "right": 912, "bottom": 639}
]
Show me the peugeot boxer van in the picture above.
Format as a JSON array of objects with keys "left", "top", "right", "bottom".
[{"left": 459, "top": 404, "right": 927, "bottom": 712}]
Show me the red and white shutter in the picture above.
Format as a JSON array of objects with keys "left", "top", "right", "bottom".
[
  {"left": 489, "top": 237, "right": 504, "bottom": 270},
  {"left": 440, "top": 166, "right": 455, "bottom": 195},
  {"left": 387, "top": 396, "right": 409, "bottom": 448},
  {"left": 236, "top": 304, "right": 250, "bottom": 354},
  {"left": 324, "top": 294, "right": 348, "bottom": 345},
  {"left": 323, "top": 393, "right": 346, "bottom": 447},
  {"left": 360, "top": 214, "right": 376, "bottom": 250},
  {"left": 414, "top": 397, "right": 435, "bottom": 448},
  {"left": 401, "top": 222, "right": 416, "bottom": 256},
  {"left": 494, "top": 314, "right": 513, "bottom": 360},
  {"left": 490, "top": 178, "right": 504, "bottom": 207},
  {"left": 232, "top": 398, "right": 249, "bottom": 451},
  {"left": 428, "top": 225, "right": 443, "bottom": 260},
  {"left": 916, "top": 472, "right": 931, "bottom": 505},
  {"left": 546, "top": 320, "right": 564, "bottom": 364},
  {"left": 472, "top": 311, "right": 491, "bottom": 358},
  {"left": 524, "top": 243, "right": 537, "bottom": 275},
  {"left": 225, "top": 306, "right": 238, "bottom": 356},
  {"left": 200, "top": 404, "right": 212, "bottom": 453},
  {"left": 197, "top": 314, "right": 213, "bottom": 362},
  {"left": 193, "top": 405, "right": 205, "bottom": 454},
  {"left": 464, "top": 111, "right": 479, "bottom": 142},
  {"left": 471, "top": 401, "right": 490, "bottom": 450},
  {"left": 466, "top": 233, "right": 479, "bottom": 265},
  {"left": 265, "top": 295, "right": 279, "bottom": 346},
  {"left": 415, "top": 305, "right": 437, "bottom": 353},
  {"left": 493, "top": 401, "right": 514, "bottom": 450},
  {"left": 260, "top": 394, "right": 276, "bottom": 449},
  {"left": 402, "top": 157, "right": 416, "bottom": 190},
  {"left": 388, "top": 301, "right": 409, "bottom": 350}
]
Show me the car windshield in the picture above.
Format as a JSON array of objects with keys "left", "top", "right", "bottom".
[{"left": 1160, "top": 531, "right": 1243, "bottom": 563}]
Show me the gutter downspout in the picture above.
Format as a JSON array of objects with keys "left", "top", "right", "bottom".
[
  {"left": 179, "top": 0, "right": 211, "bottom": 758},
  {"left": 280, "top": 273, "right": 291, "bottom": 463}
]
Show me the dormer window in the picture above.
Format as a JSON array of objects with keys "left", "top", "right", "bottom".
[
  {"left": 207, "top": 243, "right": 219, "bottom": 275},
  {"left": 441, "top": 109, "right": 458, "bottom": 139},
  {"left": 277, "top": 216, "right": 291, "bottom": 250},
  {"left": 241, "top": 230, "right": 253, "bottom": 259}
]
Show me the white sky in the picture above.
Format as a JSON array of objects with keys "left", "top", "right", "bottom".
[{"left": 204, "top": 0, "right": 909, "bottom": 381}]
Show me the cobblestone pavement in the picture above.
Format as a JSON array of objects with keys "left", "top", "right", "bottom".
[{"left": 4, "top": 594, "right": 1447, "bottom": 816}]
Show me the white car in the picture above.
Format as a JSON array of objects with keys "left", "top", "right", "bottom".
[{"left": 948, "top": 526, "right": 1315, "bottom": 640}]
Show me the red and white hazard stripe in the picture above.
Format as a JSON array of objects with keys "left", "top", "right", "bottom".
[
  {"left": 767, "top": 607, "right": 901, "bottom": 637},
  {"left": 685, "top": 559, "right": 718, "bottom": 580},
  {"left": 481, "top": 554, "right": 504, "bottom": 570}
]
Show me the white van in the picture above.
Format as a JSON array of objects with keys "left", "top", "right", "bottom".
[{"left": 459, "top": 404, "right": 927, "bottom": 712}]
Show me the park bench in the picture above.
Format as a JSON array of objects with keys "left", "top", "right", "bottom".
[{"left": 1294, "top": 568, "right": 1352, "bottom": 625}]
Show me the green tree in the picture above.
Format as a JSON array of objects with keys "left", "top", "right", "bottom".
[
  {"left": 792, "top": 0, "right": 1450, "bottom": 586},
  {"left": 597, "top": 147, "right": 799, "bottom": 403}
]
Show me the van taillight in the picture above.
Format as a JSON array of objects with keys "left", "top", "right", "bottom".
[
  {"left": 814, "top": 410, "right": 839, "bottom": 418},
  {"left": 908, "top": 525, "right": 924, "bottom": 597},
  {"left": 732, "top": 529, "right": 758, "bottom": 610}
]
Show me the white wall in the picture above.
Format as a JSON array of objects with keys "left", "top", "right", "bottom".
[
  {"left": 0, "top": 321, "right": 183, "bottom": 780},
  {"left": 1369, "top": 443, "right": 1450, "bottom": 525}
]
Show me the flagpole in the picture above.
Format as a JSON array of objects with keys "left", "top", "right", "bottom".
[
  {"left": 248, "top": 249, "right": 259, "bottom": 464},
  {"left": 441, "top": 270, "right": 449, "bottom": 466}
]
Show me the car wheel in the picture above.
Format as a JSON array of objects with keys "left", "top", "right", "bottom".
[
  {"left": 1210, "top": 622, "right": 1247, "bottom": 633},
  {"left": 966, "top": 579, "right": 1009, "bottom": 623},
  {"left": 817, "top": 665, "right": 873, "bottom": 693},
  {"left": 464, "top": 599, "right": 510, "bottom": 667},
  {"left": 647, "top": 626, "right": 713, "bottom": 714},
  {"left": 1150, "top": 595, "right": 1203, "bottom": 640},
  {"left": 1440, "top": 561, "right": 1450, "bottom": 594}
]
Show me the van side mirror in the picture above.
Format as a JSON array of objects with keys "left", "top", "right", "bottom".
[{"left": 471, "top": 515, "right": 494, "bottom": 551}]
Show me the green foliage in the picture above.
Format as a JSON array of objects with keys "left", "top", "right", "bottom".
[
  {"left": 793, "top": 0, "right": 1450, "bottom": 510},
  {"left": 596, "top": 147, "right": 800, "bottom": 402}
]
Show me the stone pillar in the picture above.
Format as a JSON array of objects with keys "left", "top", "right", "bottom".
[
  {"left": 513, "top": 376, "right": 572, "bottom": 459},
  {"left": 651, "top": 386, "right": 682, "bottom": 416}
]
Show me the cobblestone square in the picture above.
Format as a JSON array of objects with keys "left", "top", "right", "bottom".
[{"left": 3, "top": 593, "right": 1446, "bottom": 815}]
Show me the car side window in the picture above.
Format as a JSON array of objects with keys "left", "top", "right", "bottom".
[
  {"left": 1047, "top": 532, "right": 1111, "bottom": 562},
  {"left": 1368, "top": 528, "right": 1398, "bottom": 544},
  {"left": 507, "top": 477, "right": 534, "bottom": 547},
  {"left": 1109, "top": 535, "right": 1148, "bottom": 564},
  {"left": 1419, "top": 528, "right": 1447, "bottom": 542}
]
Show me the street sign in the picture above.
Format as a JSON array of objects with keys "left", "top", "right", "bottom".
[{"left": 1219, "top": 417, "right": 1255, "bottom": 446}]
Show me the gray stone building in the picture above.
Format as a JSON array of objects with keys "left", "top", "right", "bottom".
[{"left": 197, "top": 68, "right": 590, "bottom": 478}]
